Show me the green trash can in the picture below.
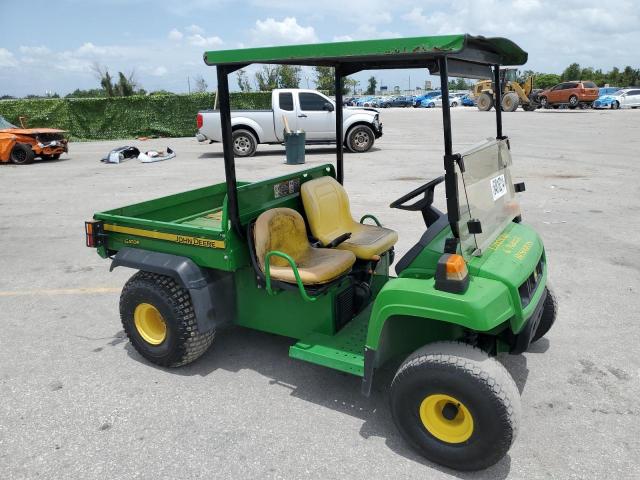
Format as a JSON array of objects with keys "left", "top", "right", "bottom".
[{"left": 284, "top": 131, "right": 306, "bottom": 165}]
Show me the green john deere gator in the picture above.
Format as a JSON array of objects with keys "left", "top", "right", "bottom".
[{"left": 85, "top": 34, "right": 556, "bottom": 471}]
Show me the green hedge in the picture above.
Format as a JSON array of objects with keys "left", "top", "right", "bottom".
[{"left": 0, "top": 92, "right": 272, "bottom": 140}]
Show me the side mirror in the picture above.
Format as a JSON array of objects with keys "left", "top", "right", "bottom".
[{"left": 323, "top": 102, "right": 334, "bottom": 112}]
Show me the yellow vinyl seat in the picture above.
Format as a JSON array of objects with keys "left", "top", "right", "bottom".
[
  {"left": 301, "top": 176, "right": 398, "bottom": 260},
  {"left": 254, "top": 208, "right": 356, "bottom": 285}
]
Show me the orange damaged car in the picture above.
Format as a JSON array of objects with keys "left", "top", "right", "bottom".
[
  {"left": 538, "top": 81, "right": 599, "bottom": 109},
  {"left": 0, "top": 115, "right": 68, "bottom": 164}
]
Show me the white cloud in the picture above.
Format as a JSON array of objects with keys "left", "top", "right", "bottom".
[
  {"left": 250, "top": 17, "right": 318, "bottom": 46},
  {"left": 18, "top": 46, "right": 51, "bottom": 56},
  {"left": 186, "top": 24, "right": 204, "bottom": 34},
  {"left": 0, "top": 48, "right": 17, "bottom": 67},
  {"left": 187, "top": 34, "right": 224, "bottom": 48},
  {"left": 333, "top": 35, "right": 353, "bottom": 42},
  {"left": 168, "top": 28, "right": 183, "bottom": 41},
  {"left": 151, "top": 66, "right": 168, "bottom": 76}
]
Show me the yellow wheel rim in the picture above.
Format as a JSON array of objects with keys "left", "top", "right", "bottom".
[
  {"left": 419, "top": 394, "right": 474, "bottom": 444},
  {"left": 133, "top": 303, "right": 167, "bottom": 345}
]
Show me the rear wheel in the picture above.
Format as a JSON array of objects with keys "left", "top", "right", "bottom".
[
  {"left": 502, "top": 92, "right": 519, "bottom": 112},
  {"left": 568, "top": 95, "right": 579, "bottom": 108},
  {"left": 232, "top": 129, "right": 257, "bottom": 157},
  {"left": 390, "top": 342, "right": 521, "bottom": 471},
  {"left": 120, "top": 271, "right": 215, "bottom": 367},
  {"left": 477, "top": 92, "right": 493, "bottom": 111},
  {"left": 346, "top": 124, "right": 375, "bottom": 153},
  {"left": 10, "top": 143, "right": 35, "bottom": 164},
  {"left": 532, "top": 288, "right": 557, "bottom": 342}
]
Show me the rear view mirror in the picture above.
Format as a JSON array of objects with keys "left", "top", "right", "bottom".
[{"left": 323, "top": 102, "right": 334, "bottom": 112}]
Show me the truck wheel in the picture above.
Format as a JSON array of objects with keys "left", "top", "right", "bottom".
[
  {"left": 232, "top": 129, "right": 257, "bottom": 157},
  {"left": 346, "top": 125, "right": 375, "bottom": 153},
  {"left": 532, "top": 288, "right": 557, "bottom": 342},
  {"left": 390, "top": 341, "right": 521, "bottom": 471},
  {"left": 477, "top": 92, "right": 493, "bottom": 111},
  {"left": 10, "top": 143, "right": 35, "bottom": 164},
  {"left": 120, "top": 271, "right": 215, "bottom": 367},
  {"left": 502, "top": 92, "right": 519, "bottom": 112}
]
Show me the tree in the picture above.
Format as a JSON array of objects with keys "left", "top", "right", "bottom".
[
  {"left": 277, "top": 65, "right": 301, "bottom": 88},
  {"left": 561, "top": 63, "right": 581, "bottom": 81},
  {"left": 90, "top": 62, "right": 141, "bottom": 97},
  {"left": 314, "top": 66, "right": 334, "bottom": 93},
  {"left": 236, "top": 69, "right": 252, "bottom": 92},
  {"left": 255, "top": 65, "right": 279, "bottom": 91},
  {"left": 535, "top": 73, "right": 561, "bottom": 89},
  {"left": 65, "top": 88, "right": 107, "bottom": 98},
  {"left": 448, "top": 78, "right": 471, "bottom": 90},
  {"left": 193, "top": 75, "right": 208, "bottom": 93},
  {"left": 366, "top": 76, "right": 377, "bottom": 95},
  {"left": 344, "top": 78, "right": 358, "bottom": 95}
]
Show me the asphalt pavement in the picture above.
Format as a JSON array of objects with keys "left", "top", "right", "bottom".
[{"left": 1, "top": 107, "right": 639, "bottom": 479}]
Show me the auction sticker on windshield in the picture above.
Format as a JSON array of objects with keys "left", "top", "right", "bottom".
[{"left": 491, "top": 174, "right": 507, "bottom": 201}]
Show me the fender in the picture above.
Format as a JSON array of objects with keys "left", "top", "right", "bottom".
[
  {"left": 360, "top": 276, "right": 514, "bottom": 396},
  {"left": 110, "top": 247, "right": 235, "bottom": 333},
  {"left": 343, "top": 113, "right": 378, "bottom": 140},
  {"left": 231, "top": 117, "right": 265, "bottom": 143}
]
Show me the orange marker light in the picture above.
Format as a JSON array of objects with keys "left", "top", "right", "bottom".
[{"left": 445, "top": 254, "right": 468, "bottom": 281}]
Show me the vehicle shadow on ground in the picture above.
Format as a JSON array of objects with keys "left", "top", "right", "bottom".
[
  {"left": 123, "top": 325, "right": 531, "bottom": 478},
  {"left": 198, "top": 146, "right": 381, "bottom": 159}
]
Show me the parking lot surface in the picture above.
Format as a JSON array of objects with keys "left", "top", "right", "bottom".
[{"left": 1, "top": 107, "right": 639, "bottom": 479}]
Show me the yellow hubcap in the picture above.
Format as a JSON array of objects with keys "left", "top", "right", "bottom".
[
  {"left": 133, "top": 303, "right": 167, "bottom": 345},
  {"left": 419, "top": 394, "right": 474, "bottom": 443}
]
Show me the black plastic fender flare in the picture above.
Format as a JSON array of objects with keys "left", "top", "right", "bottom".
[{"left": 110, "top": 248, "right": 234, "bottom": 333}]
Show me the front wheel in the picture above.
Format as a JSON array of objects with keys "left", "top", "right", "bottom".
[
  {"left": 502, "top": 92, "right": 519, "bottom": 112},
  {"left": 120, "top": 271, "right": 215, "bottom": 367},
  {"left": 390, "top": 341, "right": 521, "bottom": 471},
  {"left": 539, "top": 96, "right": 549, "bottom": 108},
  {"left": 232, "top": 129, "right": 257, "bottom": 157},
  {"left": 611, "top": 101, "right": 619, "bottom": 110},
  {"left": 477, "top": 92, "right": 493, "bottom": 111},
  {"left": 346, "top": 124, "right": 375, "bottom": 153},
  {"left": 10, "top": 143, "right": 35, "bottom": 164}
]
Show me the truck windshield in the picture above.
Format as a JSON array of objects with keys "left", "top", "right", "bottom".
[{"left": 455, "top": 138, "right": 521, "bottom": 256}]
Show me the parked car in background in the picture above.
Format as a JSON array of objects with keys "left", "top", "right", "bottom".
[
  {"left": 461, "top": 94, "right": 476, "bottom": 106},
  {"left": 593, "top": 88, "right": 640, "bottom": 109},
  {"left": 356, "top": 96, "right": 376, "bottom": 107},
  {"left": 413, "top": 91, "right": 441, "bottom": 107},
  {"left": 421, "top": 95, "right": 460, "bottom": 108},
  {"left": 380, "top": 96, "right": 413, "bottom": 107},
  {"left": 598, "top": 87, "right": 620, "bottom": 97},
  {"left": 197, "top": 89, "right": 383, "bottom": 156},
  {"left": 0, "top": 115, "right": 69, "bottom": 164},
  {"left": 538, "top": 81, "right": 599, "bottom": 108}
]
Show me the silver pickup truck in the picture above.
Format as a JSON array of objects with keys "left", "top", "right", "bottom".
[{"left": 196, "top": 88, "right": 383, "bottom": 157}]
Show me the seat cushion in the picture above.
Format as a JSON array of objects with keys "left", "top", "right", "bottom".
[
  {"left": 254, "top": 207, "right": 356, "bottom": 285},
  {"left": 337, "top": 223, "right": 399, "bottom": 260},
  {"left": 301, "top": 176, "right": 398, "bottom": 260}
]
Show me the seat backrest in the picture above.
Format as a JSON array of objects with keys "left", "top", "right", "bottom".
[
  {"left": 301, "top": 176, "right": 353, "bottom": 244},
  {"left": 254, "top": 208, "right": 310, "bottom": 271}
]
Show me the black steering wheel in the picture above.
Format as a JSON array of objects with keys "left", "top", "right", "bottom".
[{"left": 389, "top": 175, "right": 445, "bottom": 227}]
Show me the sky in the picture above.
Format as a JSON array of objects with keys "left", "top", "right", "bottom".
[{"left": 0, "top": 0, "right": 638, "bottom": 97}]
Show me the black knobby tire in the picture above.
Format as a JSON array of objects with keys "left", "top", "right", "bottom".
[
  {"left": 232, "top": 129, "right": 258, "bottom": 157},
  {"left": 390, "top": 341, "right": 521, "bottom": 471},
  {"left": 477, "top": 92, "right": 493, "bottom": 111},
  {"left": 502, "top": 92, "right": 520, "bottom": 112},
  {"left": 532, "top": 288, "right": 557, "bottom": 342},
  {"left": 120, "top": 271, "right": 215, "bottom": 367},
  {"left": 10, "top": 143, "right": 35, "bottom": 164},
  {"left": 346, "top": 124, "right": 375, "bottom": 153}
]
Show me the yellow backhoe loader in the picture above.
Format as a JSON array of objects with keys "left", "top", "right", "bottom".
[{"left": 473, "top": 68, "right": 539, "bottom": 112}]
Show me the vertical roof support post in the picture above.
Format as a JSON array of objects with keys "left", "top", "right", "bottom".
[
  {"left": 438, "top": 57, "right": 460, "bottom": 239},
  {"left": 334, "top": 65, "right": 344, "bottom": 184},
  {"left": 216, "top": 66, "right": 242, "bottom": 237},
  {"left": 493, "top": 64, "right": 504, "bottom": 139}
]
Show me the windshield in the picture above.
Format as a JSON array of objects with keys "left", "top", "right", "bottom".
[
  {"left": 0, "top": 116, "right": 18, "bottom": 129},
  {"left": 455, "top": 138, "right": 521, "bottom": 256}
]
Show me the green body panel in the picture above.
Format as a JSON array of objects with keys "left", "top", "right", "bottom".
[
  {"left": 366, "top": 276, "right": 514, "bottom": 350},
  {"left": 204, "top": 34, "right": 527, "bottom": 67}
]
